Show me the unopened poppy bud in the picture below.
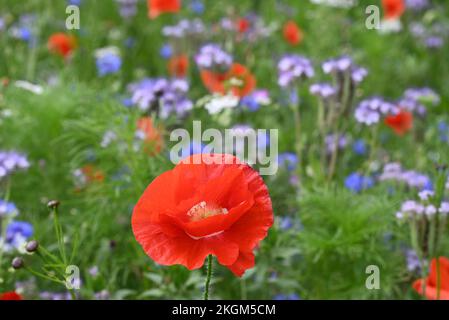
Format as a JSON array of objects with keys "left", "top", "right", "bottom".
[
  {"left": 25, "top": 240, "right": 39, "bottom": 253},
  {"left": 47, "top": 200, "right": 60, "bottom": 209},
  {"left": 12, "top": 257, "right": 24, "bottom": 269}
]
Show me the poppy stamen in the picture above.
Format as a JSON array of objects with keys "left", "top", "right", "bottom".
[{"left": 187, "top": 201, "right": 229, "bottom": 222}]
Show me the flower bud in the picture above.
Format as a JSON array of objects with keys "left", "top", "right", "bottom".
[
  {"left": 12, "top": 257, "right": 24, "bottom": 269},
  {"left": 47, "top": 200, "right": 60, "bottom": 209},
  {"left": 25, "top": 240, "right": 39, "bottom": 253}
]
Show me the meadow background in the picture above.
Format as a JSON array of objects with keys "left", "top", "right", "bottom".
[{"left": 1, "top": 0, "right": 449, "bottom": 299}]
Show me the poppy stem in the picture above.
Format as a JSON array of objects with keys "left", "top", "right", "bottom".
[{"left": 204, "top": 255, "right": 213, "bottom": 300}]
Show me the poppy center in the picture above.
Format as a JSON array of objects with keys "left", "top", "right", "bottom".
[{"left": 187, "top": 201, "right": 228, "bottom": 222}]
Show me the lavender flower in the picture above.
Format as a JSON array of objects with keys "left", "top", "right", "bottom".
[
  {"left": 240, "top": 89, "right": 271, "bottom": 111},
  {"left": 354, "top": 97, "right": 397, "bottom": 125},
  {"left": 116, "top": 0, "right": 138, "bottom": 19},
  {"left": 439, "top": 202, "right": 449, "bottom": 215},
  {"left": 309, "top": 83, "right": 337, "bottom": 100},
  {"left": 322, "top": 56, "right": 368, "bottom": 84},
  {"left": 380, "top": 163, "right": 432, "bottom": 190},
  {"left": 163, "top": 19, "right": 205, "bottom": 38},
  {"left": 418, "top": 190, "right": 434, "bottom": 201},
  {"left": 0, "top": 151, "right": 30, "bottom": 179},
  {"left": 129, "top": 78, "right": 193, "bottom": 118},
  {"left": 405, "top": 0, "right": 429, "bottom": 11},
  {"left": 277, "top": 55, "right": 314, "bottom": 87},
  {"left": 325, "top": 133, "right": 348, "bottom": 153},
  {"left": 195, "top": 44, "right": 232, "bottom": 70},
  {"left": 405, "top": 249, "right": 422, "bottom": 273},
  {"left": 404, "top": 87, "right": 440, "bottom": 106},
  {"left": 425, "top": 36, "right": 444, "bottom": 49}
]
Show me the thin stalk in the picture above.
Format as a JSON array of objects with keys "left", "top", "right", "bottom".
[{"left": 204, "top": 255, "right": 213, "bottom": 300}]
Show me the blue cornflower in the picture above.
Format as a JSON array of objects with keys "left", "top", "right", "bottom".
[
  {"left": 352, "top": 139, "right": 367, "bottom": 156},
  {"left": 160, "top": 43, "right": 173, "bottom": 59},
  {"left": 279, "top": 216, "right": 293, "bottom": 230},
  {"left": 96, "top": 53, "right": 122, "bottom": 77},
  {"left": 180, "top": 141, "right": 205, "bottom": 159},
  {"left": 5, "top": 221, "right": 33, "bottom": 250},
  {"left": 278, "top": 152, "right": 298, "bottom": 171},
  {"left": 0, "top": 200, "right": 18, "bottom": 217},
  {"left": 344, "top": 172, "right": 374, "bottom": 193},
  {"left": 190, "top": 0, "right": 204, "bottom": 14}
]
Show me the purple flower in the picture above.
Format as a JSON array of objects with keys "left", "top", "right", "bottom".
[
  {"left": 277, "top": 55, "right": 314, "bottom": 87},
  {"left": 354, "top": 97, "right": 397, "bottom": 125},
  {"left": 240, "top": 90, "right": 270, "bottom": 111},
  {"left": 0, "top": 151, "right": 30, "bottom": 179},
  {"left": 405, "top": 249, "right": 422, "bottom": 273},
  {"left": 195, "top": 44, "right": 232, "bottom": 70},
  {"left": 322, "top": 56, "right": 368, "bottom": 84},
  {"left": 425, "top": 36, "right": 444, "bottom": 48},
  {"left": 405, "top": 0, "right": 429, "bottom": 10},
  {"left": 116, "top": 0, "right": 138, "bottom": 19},
  {"left": 129, "top": 78, "right": 192, "bottom": 118},
  {"left": 163, "top": 19, "right": 205, "bottom": 38},
  {"left": 404, "top": 87, "right": 440, "bottom": 106},
  {"left": 309, "top": 83, "right": 337, "bottom": 100},
  {"left": 273, "top": 293, "right": 300, "bottom": 300},
  {"left": 325, "top": 134, "right": 348, "bottom": 153}
]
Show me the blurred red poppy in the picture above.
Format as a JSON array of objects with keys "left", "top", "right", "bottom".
[
  {"left": 47, "top": 33, "right": 77, "bottom": 58},
  {"left": 236, "top": 18, "right": 250, "bottom": 33},
  {"left": 413, "top": 257, "right": 449, "bottom": 300},
  {"left": 81, "top": 165, "right": 105, "bottom": 183},
  {"left": 147, "top": 0, "right": 181, "bottom": 19},
  {"left": 283, "top": 21, "right": 303, "bottom": 46},
  {"left": 382, "top": 0, "right": 405, "bottom": 20},
  {"left": 200, "top": 63, "right": 256, "bottom": 98},
  {"left": 384, "top": 110, "right": 413, "bottom": 135},
  {"left": 132, "top": 153, "right": 274, "bottom": 277},
  {"left": 137, "top": 117, "right": 164, "bottom": 155},
  {"left": 0, "top": 291, "right": 22, "bottom": 300},
  {"left": 168, "top": 54, "right": 189, "bottom": 78}
]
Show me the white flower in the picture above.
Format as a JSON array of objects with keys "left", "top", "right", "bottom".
[
  {"left": 14, "top": 80, "right": 44, "bottom": 95},
  {"left": 205, "top": 93, "right": 239, "bottom": 115}
]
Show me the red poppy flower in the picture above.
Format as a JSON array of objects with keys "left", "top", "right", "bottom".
[
  {"left": 382, "top": 0, "right": 405, "bottom": 20},
  {"left": 413, "top": 257, "right": 449, "bottom": 300},
  {"left": 147, "top": 0, "right": 181, "bottom": 19},
  {"left": 47, "top": 33, "right": 77, "bottom": 58},
  {"left": 384, "top": 110, "right": 413, "bottom": 136},
  {"left": 200, "top": 63, "right": 256, "bottom": 98},
  {"left": 236, "top": 18, "right": 250, "bottom": 33},
  {"left": 132, "top": 153, "right": 274, "bottom": 276},
  {"left": 168, "top": 54, "right": 189, "bottom": 78},
  {"left": 283, "top": 21, "right": 303, "bottom": 46},
  {"left": 0, "top": 291, "right": 23, "bottom": 300},
  {"left": 137, "top": 117, "right": 164, "bottom": 155},
  {"left": 81, "top": 165, "right": 105, "bottom": 183}
]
